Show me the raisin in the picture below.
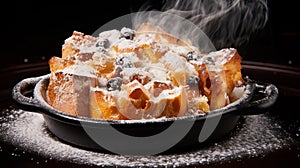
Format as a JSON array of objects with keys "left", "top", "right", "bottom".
[
  {"left": 186, "top": 76, "right": 200, "bottom": 88},
  {"left": 107, "top": 77, "right": 123, "bottom": 91},
  {"left": 185, "top": 51, "right": 199, "bottom": 61},
  {"left": 120, "top": 27, "right": 135, "bottom": 40},
  {"left": 112, "top": 66, "right": 123, "bottom": 78},
  {"left": 115, "top": 56, "right": 133, "bottom": 68},
  {"left": 202, "top": 56, "right": 214, "bottom": 65},
  {"left": 95, "top": 39, "right": 109, "bottom": 53},
  {"left": 96, "top": 39, "right": 109, "bottom": 48}
]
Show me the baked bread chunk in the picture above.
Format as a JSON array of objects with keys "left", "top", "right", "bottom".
[{"left": 47, "top": 23, "right": 244, "bottom": 120}]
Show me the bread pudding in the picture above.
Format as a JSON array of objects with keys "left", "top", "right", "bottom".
[{"left": 46, "top": 22, "right": 244, "bottom": 120}]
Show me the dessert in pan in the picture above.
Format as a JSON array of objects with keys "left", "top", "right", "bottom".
[
  {"left": 12, "top": 20, "right": 277, "bottom": 154},
  {"left": 47, "top": 22, "right": 245, "bottom": 120}
]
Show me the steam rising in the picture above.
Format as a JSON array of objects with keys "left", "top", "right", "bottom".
[{"left": 134, "top": 0, "right": 268, "bottom": 49}]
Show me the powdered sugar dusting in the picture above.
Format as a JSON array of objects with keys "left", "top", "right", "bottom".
[
  {"left": 1, "top": 107, "right": 296, "bottom": 167},
  {"left": 59, "top": 64, "right": 97, "bottom": 78}
]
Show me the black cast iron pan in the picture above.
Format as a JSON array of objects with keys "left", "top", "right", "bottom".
[{"left": 12, "top": 74, "right": 278, "bottom": 155}]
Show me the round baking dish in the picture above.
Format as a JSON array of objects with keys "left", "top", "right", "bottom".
[{"left": 12, "top": 74, "right": 278, "bottom": 155}]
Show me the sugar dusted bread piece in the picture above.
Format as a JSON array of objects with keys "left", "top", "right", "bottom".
[
  {"left": 116, "top": 80, "right": 188, "bottom": 120},
  {"left": 135, "top": 22, "right": 196, "bottom": 49},
  {"left": 47, "top": 71, "right": 100, "bottom": 117},
  {"left": 62, "top": 31, "right": 97, "bottom": 59},
  {"left": 90, "top": 88, "right": 127, "bottom": 120},
  {"left": 191, "top": 48, "right": 244, "bottom": 110},
  {"left": 48, "top": 56, "right": 75, "bottom": 72}
]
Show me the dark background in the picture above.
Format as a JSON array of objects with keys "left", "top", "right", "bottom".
[
  {"left": 2, "top": 0, "right": 299, "bottom": 70},
  {"left": 0, "top": 1, "right": 299, "bottom": 167}
]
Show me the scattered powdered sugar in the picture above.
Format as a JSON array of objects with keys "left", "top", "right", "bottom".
[
  {"left": 115, "top": 38, "right": 139, "bottom": 51},
  {"left": 59, "top": 64, "right": 98, "bottom": 78},
  {"left": 0, "top": 107, "right": 297, "bottom": 167},
  {"left": 168, "top": 44, "right": 191, "bottom": 56},
  {"left": 146, "top": 63, "right": 169, "bottom": 81},
  {"left": 98, "top": 29, "right": 121, "bottom": 47},
  {"left": 161, "top": 51, "right": 197, "bottom": 76}
]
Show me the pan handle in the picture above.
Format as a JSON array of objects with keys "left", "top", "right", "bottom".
[
  {"left": 239, "top": 79, "right": 279, "bottom": 115},
  {"left": 12, "top": 75, "right": 46, "bottom": 113}
]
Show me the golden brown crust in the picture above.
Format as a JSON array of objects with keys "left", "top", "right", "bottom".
[
  {"left": 48, "top": 56, "right": 75, "bottom": 72},
  {"left": 47, "top": 72, "right": 78, "bottom": 116},
  {"left": 62, "top": 31, "right": 97, "bottom": 59},
  {"left": 136, "top": 22, "right": 194, "bottom": 48},
  {"left": 47, "top": 72, "right": 100, "bottom": 117},
  {"left": 90, "top": 90, "right": 128, "bottom": 120}
]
